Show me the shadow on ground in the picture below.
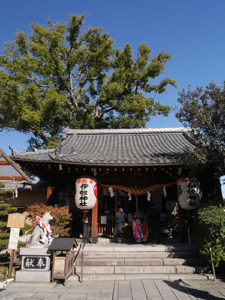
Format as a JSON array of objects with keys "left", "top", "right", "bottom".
[{"left": 164, "top": 280, "right": 224, "bottom": 300}]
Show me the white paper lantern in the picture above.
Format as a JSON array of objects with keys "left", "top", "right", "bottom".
[
  {"left": 75, "top": 177, "right": 97, "bottom": 210},
  {"left": 177, "top": 178, "right": 202, "bottom": 210}
]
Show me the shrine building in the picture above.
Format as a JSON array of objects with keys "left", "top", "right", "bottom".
[{"left": 11, "top": 127, "right": 205, "bottom": 242}]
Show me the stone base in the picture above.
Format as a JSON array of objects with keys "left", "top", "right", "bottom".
[
  {"left": 90, "top": 237, "right": 98, "bottom": 244},
  {"left": 16, "top": 270, "right": 51, "bottom": 283}
]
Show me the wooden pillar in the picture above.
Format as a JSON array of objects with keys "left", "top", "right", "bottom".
[
  {"left": 91, "top": 197, "right": 98, "bottom": 242},
  {"left": 46, "top": 186, "right": 54, "bottom": 204},
  {"left": 115, "top": 189, "right": 119, "bottom": 234}
]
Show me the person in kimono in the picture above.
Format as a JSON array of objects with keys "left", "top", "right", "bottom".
[
  {"left": 116, "top": 207, "right": 125, "bottom": 237},
  {"left": 132, "top": 215, "right": 143, "bottom": 243},
  {"left": 141, "top": 219, "right": 148, "bottom": 242}
]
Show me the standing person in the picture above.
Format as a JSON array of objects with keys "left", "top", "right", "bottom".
[
  {"left": 116, "top": 207, "right": 125, "bottom": 237},
  {"left": 142, "top": 218, "right": 148, "bottom": 242},
  {"left": 132, "top": 216, "right": 143, "bottom": 243},
  {"left": 149, "top": 206, "right": 161, "bottom": 243}
]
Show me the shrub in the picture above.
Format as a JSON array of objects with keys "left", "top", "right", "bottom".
[
  {"left": 25, "top": 204, "right": 72, "bottom": 237},
  {"left": 192, "top": 202, "right": 225, "bottom": 272},
  {"left": 0, "top": 185, "right": 17, "bottom": 250}
]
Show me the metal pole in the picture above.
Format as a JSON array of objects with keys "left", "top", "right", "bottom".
[
  {"left": 81, "top": 251, "right": 83, "bottom": 283},
  {"left": 82, "top": 211, "right": 88, "bottom": 244}
]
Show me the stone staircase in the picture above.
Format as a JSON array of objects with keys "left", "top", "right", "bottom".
[{"left": 72, "top": 242, "right": 210, "bottom": 281}]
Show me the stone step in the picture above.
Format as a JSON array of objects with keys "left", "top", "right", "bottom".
[
  {"left": 75, "top": 257, "right": 199, "bottom": 266},
  {"left": 80, "top": 244, "right": 197, "bottom": 252},
  {"left": 77, "top": 250, "right": 197, "bottom": 259},
  {"left": 74, "top": 265, "right": 195, "bottom": 274},
  {"left": 68, "top": 273, "right": 210, "bottom": 282}
]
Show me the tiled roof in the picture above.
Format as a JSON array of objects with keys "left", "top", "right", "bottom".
[{"left": 11, "top": 127, "right": 195, "bottom": 166}]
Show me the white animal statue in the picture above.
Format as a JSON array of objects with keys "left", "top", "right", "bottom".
[{"left": 28, "top": 211, "right": 53, "bottom": 247}]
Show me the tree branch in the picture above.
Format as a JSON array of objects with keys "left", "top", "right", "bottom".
[
  {"left": 30, "top": 126, "right": 54, "bottom": 146},
  {"left": 28, "top": 75, "right": 49, "bottom": 88},
  {"left": 94, "top": 105, "right": 114, "bottom": 119},
  {"left": 69, "top": 73, "right": 78, "bottom": 109}
]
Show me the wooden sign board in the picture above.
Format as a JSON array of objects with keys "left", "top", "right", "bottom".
[
  {"left": 7, "top": 213, "right": 25, "bottom": 228},
  {"left": 8, "top": 227, "right": 20, "bottom": 250}
]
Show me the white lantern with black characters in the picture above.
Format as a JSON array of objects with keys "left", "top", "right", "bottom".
[
  {"left": 177, "top": 178, "right": 202, "bottom": 210},
  {"left": 75, "top": 177, "right": 97, "bottom": 210}
]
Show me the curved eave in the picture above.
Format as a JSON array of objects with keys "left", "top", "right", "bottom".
[{"left": 13, "top": 157, "right": 183, "bottom": 167}]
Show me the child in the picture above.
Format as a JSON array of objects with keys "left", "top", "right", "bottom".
[{"left": 132, "top": 216, "right": 143, "bottom": 243}]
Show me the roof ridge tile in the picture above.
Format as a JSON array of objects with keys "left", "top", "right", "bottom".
[{"left": 63, "top": 127, "right": 190, "bottom": 135}]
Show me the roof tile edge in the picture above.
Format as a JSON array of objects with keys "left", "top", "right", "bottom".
[
  {"left": 13, "top": 149, "right": 55, "bottom": 155},
  {"left": 63, "top": 127, "right": 191, "bottom": 135}
]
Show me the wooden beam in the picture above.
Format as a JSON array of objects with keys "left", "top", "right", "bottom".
[
  {"left": 0, "top": 161, "right": 9, "bottom": 165},
  {"left": 0, "top": 176, "right": 24, "bottom": 181},
  {"left": 0, "top": 148, "right": 32, "bottom": 183}
]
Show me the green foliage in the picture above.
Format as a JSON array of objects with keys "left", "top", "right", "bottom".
[
  {"left": 0, "top": 183, "right": 17, "bottom": 250},
  {"left": 20, "top": 223, "right": 31, "bottom": 236},
  {"left": 18, "top": 241, "right": 26, "bottom": 248},
  {"left": 176, "top": 82, "right": 225, "bottom": 179},
  {"left": 0, "top": 265, "right": 9, "bottom": 281},
  {"left": 192, "top": 203, "right": 225, "bottom": 271},
  {"left": 0, "top": 233, "right": 10, "bottom": 238},
  {"left": 0, "top": 239, "right": 9, "bottom": 247},
  {"left": 0, "top": 14, "right": 176, "bottom": 149},
  {"left": 25, "top": 204, "right": 72, "bottom": 237},
  {"left": 0, "top": 182, "right": 5, "bottom": 188},
  {"left": 0, "top": 190, "right": 13, "bottom": 195},
  {"left": 0, "top": 221, "right": 7, "bottom": 227}
]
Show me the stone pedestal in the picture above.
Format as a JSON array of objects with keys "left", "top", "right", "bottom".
[{"left": 16, "top": 248, "right": 51, "bottom": 283}]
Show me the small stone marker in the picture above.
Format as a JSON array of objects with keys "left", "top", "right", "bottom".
[{"left": 16, "top": 248, "right": 51, "bottom": 283}]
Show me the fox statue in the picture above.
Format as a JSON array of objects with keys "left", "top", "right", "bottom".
[{"left": 28, "top": 211, "right": 53, "bottom": 247}]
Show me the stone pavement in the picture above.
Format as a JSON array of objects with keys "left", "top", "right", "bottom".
[{"left": 1, "top": 279, "right": 225, "bottom": 300}]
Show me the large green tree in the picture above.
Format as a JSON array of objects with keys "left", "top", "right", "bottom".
[
  {"left": 176, "top": 82, "right": 225, "bottom": 182},
  {"left": 0, "top": 14, "right": 176, "bottom": 149}
]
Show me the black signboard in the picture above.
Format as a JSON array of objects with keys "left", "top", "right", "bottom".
[
  {"left": 23, "top": 256, "right": 47, "bottom": 269},
  {"left": 48, "top": 238, "right": 77, "bottom": 251}
]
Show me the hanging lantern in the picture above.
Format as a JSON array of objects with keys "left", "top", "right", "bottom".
[
  {"left": 177, "top": 178, "right": 202, "bottom": 210},
  {"left": 108, "top": 187, "right": 114, "bottom": 198},
  {"left": 75, "top": 177, "right": 97, "bottom": 210}
]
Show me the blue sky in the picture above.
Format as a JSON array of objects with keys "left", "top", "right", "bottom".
[{"left": 1, "top": 0, "right": 225, "bottom": 153}]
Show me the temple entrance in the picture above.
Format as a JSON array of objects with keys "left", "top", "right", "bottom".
[
  {"left": 46, "top": 181, "right": 193, "bottom": 245},
  {"left": 98, "top": 185, "right": 182, "bottom": 244}
]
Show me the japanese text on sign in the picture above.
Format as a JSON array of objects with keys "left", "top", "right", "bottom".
[{"left": 75, "top": 177, "right": 97, "bottom": 210}]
